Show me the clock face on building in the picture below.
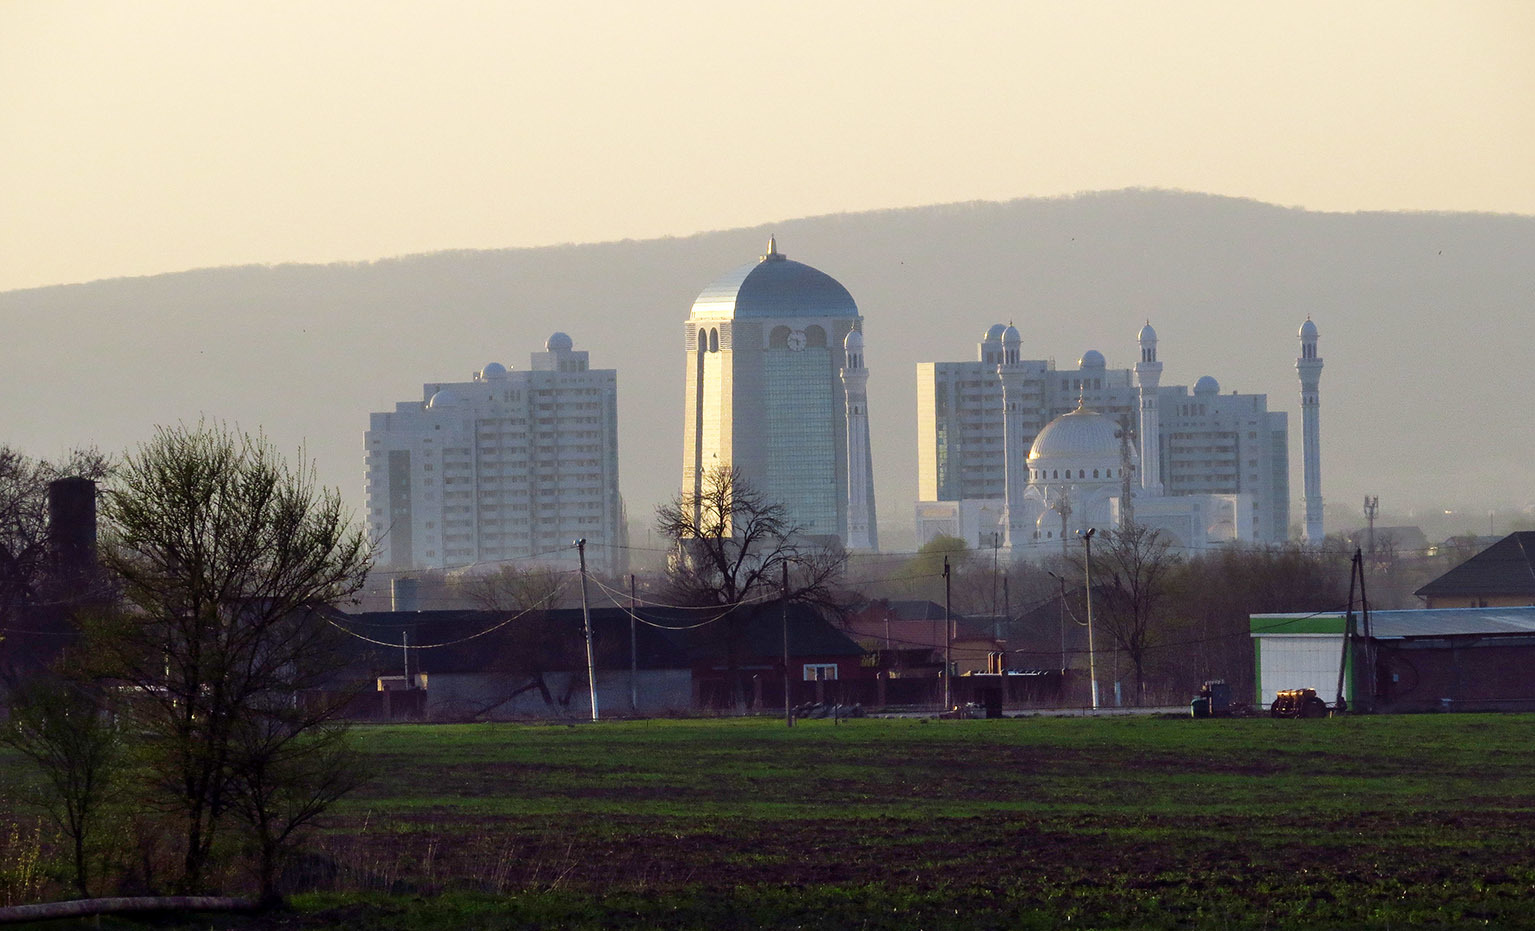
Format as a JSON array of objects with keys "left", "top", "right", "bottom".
[{"left": 787, "top": 329, "right": 807, "bottom": 351}]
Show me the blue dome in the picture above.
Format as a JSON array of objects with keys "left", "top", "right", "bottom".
[
  {"left": 691, "top": 241, "right": 857, "bottom": 320},
  {"left": 1195, "top": 375, "right": 1220, "bottom": 394}
]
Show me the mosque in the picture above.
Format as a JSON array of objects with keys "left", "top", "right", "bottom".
[
  {"left": 680, "top": 239, "right": 878, "bottom": 551},
  {"left": 916, "top": 320, "right": 1324, "bottom": 555}
]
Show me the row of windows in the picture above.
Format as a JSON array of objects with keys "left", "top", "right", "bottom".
[{"left": 1032, "top": 468, "right": 1124, "bottom": 480}]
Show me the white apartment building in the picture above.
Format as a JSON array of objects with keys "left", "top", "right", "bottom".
[{"left": 365, "top": 333, "right": 624, "bottom": 575}]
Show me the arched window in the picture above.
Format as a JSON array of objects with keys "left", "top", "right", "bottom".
[
  {"left": 804, "top": 325, "right": 827, "bottom": 348},
  {"left": 709, "top": 328, "right": 719, "bottom": 352},
  {"left": 769, "top": 326, "right": 790, "bottom": 349},
  {"left": 697, "top": 328, "right": 707, "bottom": 355},
  {"left": 1052, "top": 470, "right": 1058, "bottom": 479},
  {"left": 1092, "top": 469, "right": 1099, "bottom": 478}
]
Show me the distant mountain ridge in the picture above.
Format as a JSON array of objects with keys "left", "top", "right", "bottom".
[{"left": 6, "top": 189, "right": 1533, "bottom": 550}]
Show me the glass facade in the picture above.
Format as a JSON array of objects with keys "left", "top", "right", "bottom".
[{"left": 764, "top": 349, "right": 838, "bottom": 534}]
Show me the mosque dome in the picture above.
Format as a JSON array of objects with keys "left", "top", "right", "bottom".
[
  {"left": 1139, "top": 322, "right": 1157, "bottom": 342},
  {"left": 843, "top": 329, "right": 863, "bottom": 351},
  {"left": 984, "top": 324, "right": 1007, "bottom": 342},
  {"left": 480, "top": 362, "right": 508, "bottom": 379},
  {"left": 546, "top": 332, "right": 574, "bottom": 352},
  {"left": 1027, "top": 403, "right": 1123, "bottom": 473},
  {"left": 1002, "top": 324, "right": 1021, "bottom": 345},
  {"left": 690, "top": 238, "right": 858, "bottom": 320},
  {"left": 1299, "top": 318, "right": 1319, "bottom": 339},
  {"left": 1079, "top": 349, "right": 1106, "bottom": 369},
  {"left": 1195, "top": 375, "right": 1220, "bottom": 395}
]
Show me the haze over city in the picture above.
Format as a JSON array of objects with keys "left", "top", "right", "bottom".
[{"left": 5, "top": 1, "right": 1534, "bottom": 548}]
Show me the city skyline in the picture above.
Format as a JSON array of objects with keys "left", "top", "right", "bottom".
[{"left": 4, "top": 192, "right": 1533, "bottom": 552}]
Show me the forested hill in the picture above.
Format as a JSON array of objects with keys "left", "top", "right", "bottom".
[{"left": 6, "top": 189, "right": 1533, "bottom": 548}]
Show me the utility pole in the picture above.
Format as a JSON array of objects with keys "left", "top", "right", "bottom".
[
  {"left": 943, "top": 555, "right": 953, "bottom": 711},
  {"left": 1001, "top": 575, "right": 1010, "bottom": 643},
  {"left": 575, "top": 539, "right": 598, "bottom": 723},
  {"left": 991, "top": 531, "right": 1000, "bottom": 626},
  {"left": 782, "top": 561, "right": 792, "bottom": 727},
  {"left": 1081, "top": 528, "right": 1100, "bottom": 711},
  {"left": 629, "top": 574, "right": 638, "bottom": 713},
  {"left": 1048, "top": 571, "right": 1067, "bottom": 673}
]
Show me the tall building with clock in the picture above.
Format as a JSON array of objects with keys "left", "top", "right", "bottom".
[{"left": 680, "top": 238, "right": 878, "bottom": 551}]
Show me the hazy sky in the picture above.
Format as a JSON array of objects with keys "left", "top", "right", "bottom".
[{"left": 4, "top": 1, "right": 1533, "bottom": 294}]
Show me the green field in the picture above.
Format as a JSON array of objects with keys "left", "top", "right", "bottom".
[{"left": 9, "top": 713, "right": 1535, "bottom": 929}]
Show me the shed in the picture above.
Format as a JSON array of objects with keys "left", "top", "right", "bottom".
[{"left": 1252, "top": 605, "right": 1535, "bottom": 713}]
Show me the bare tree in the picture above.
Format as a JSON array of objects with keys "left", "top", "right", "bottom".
[
  {"left": 87, "top": 422, "right": 371, "bottom": 895},
  {"left": 1170, "top": 542, "right": 1351, "bottom": 698},
  {"left": 1, "top": 669, "right": 121, "bottom": 897},
  {"left": 452, "top": 564, "right": 565, "bottom": 612},
  {"left": 226, "top": 699, "right": 365, "bottom": 905},
  {"left": 654, "top": 465, "right": 846, "bottom": 708},
  {"left": 1081, "top": 523, "right": 1180, "bottom": 705}
]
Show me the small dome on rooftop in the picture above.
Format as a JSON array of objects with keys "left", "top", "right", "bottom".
[
  {"left": 546, "top": 332, "right": 573, "bottom": 352},
  {"left": 1195, "top": 375, "right": 1220, "bottom": 394},
  {"left": 1079, "top": 349, "right": 1106, "bottom": 369},
  {"left": 427, "top": 388, "right": 462, "bottom": 409}
]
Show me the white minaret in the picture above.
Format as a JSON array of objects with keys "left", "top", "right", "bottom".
[
  {"left": 997, "top": 324, "right": 1031, "bottom": 548},
  {"left": 1133, "top": 321, "right": 1164, "bottom": 497},
  {"left": 1297, "top": 317, "right": 1324, "bottom": 543},
  {"left": 841, "top": 329, "right": 877, "bottom": 551}
]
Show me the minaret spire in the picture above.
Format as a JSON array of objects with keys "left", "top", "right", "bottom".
[
  {"left": 998, "top": 324, "right": 1029, "bottom": 549},
  {"left": 841, "top": 329, "right": 877, "bottom": 551},
  {"left": 1297, "top": 318, "right": 1324, "bottom": 543},
  {"left": 1134, "top": 321, "right": 1164, "bottom": 497}
]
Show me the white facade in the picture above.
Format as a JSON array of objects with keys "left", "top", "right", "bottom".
[
  {"left": 915, "top": 322, "right": 1292, "bottom": 552},
  {"left": 365, "top": 333, "right": 624, "bottom": 575},
  {"left": 681, "top": 239, "right": 878, "bottom": 550}
]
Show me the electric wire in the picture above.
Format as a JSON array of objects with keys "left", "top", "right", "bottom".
[{"left": 323, "top": 574, "right": 576, "bottom": 649}]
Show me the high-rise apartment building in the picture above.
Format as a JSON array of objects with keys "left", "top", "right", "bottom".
[
  {"left": 365, "top": 333, "right": 624, "bottom": 575},
  {"left": 681, "top": 239, "right": 877, "bottom": 550}
]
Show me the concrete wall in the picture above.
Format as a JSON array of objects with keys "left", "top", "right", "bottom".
[{"left": 423, "top": 669, "right": 694, "bottom": 720}]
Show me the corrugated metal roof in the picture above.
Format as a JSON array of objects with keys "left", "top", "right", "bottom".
[
  {"left": 1369, "top": 606, "right": 1535, "bottom": 638},
  {"left": 1255, "top": 605, "right": 1535, "bottom": 638}
]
